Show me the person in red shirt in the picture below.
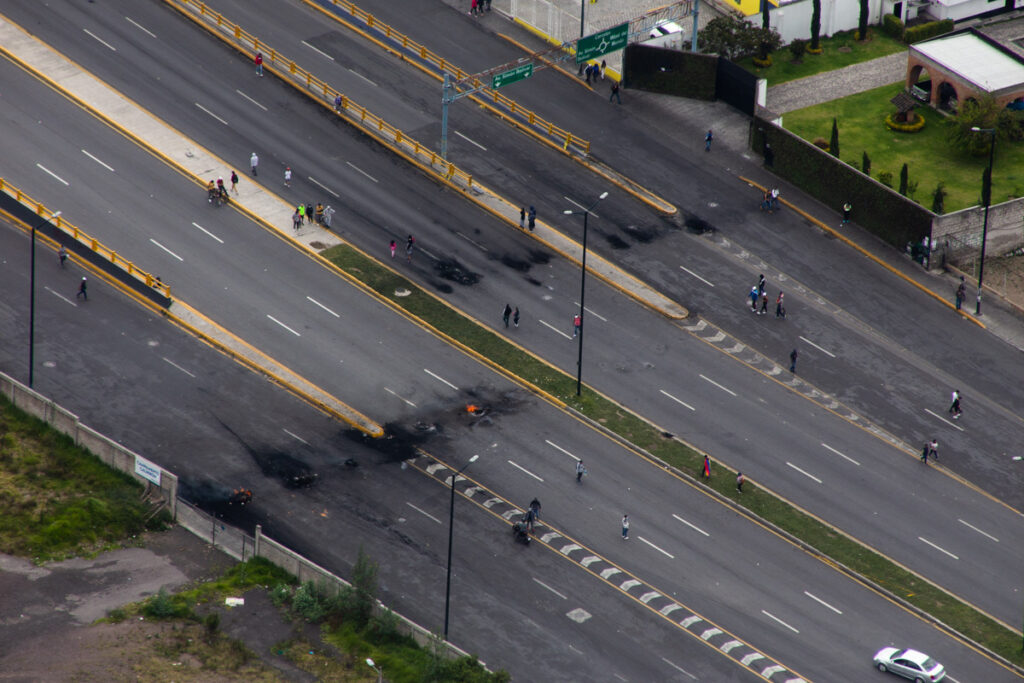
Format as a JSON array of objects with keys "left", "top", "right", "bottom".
[{"left": 254, "top": 52, "right": 263, "bottom": 77}]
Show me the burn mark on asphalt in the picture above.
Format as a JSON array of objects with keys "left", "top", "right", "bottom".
[
  {"left": 605, "top": 233, "right": 629, "bottom": 249},
  {"left": 435, "top": 258, "right": 480, "bottom": 285},
  {"left": 622, "top": 224, "right": 657, "bottom": 243},
  {"left": 685, "top": 215, "right": 714, "bottom": 234}
]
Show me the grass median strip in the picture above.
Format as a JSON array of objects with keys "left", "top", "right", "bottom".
[{"left": 325, "top": 243, "right": 1024, "bottom": 669}]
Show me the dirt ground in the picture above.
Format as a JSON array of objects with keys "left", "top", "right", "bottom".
[{"left": 0, "top": 526, "right": 328, "bottom": 682}]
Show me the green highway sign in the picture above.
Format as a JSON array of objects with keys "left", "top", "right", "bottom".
[
  {"left": 492, "top": 63, "right": 534, "bottom": 89},
  {"left": 576, "top": 23, "right": 628, "bottom": 63}
]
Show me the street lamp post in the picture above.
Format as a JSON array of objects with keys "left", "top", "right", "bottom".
[
  {"left": 563, "top": 192, "right": 608, "bottom": 396},
  {"left": 443, "top": 453, "right": 478, "bottom": 640},
  {"left": 29, "top": 210, "right": 61, "bottom": 388},
  {"left": 971, "top": 126, "right": 996, "bottom": 316},
  {"left": 365, "top": 657, "right": 382, "bottom": 683}
]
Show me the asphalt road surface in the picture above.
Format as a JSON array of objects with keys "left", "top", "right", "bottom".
[
  {"left": 2, "top": 0, "right": 1024, "bottom": 680},
  {"left": 5, "top": 0, "right": 1024, "bottom": 637},
  {"left": 1, "top": 217, "right": 1013, "bottom": 681}
]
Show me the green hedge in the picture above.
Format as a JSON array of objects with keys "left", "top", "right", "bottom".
[
  {"left": 751, "top": 116, "right": 932, "bottom": 249},
  {"left": 905, "top": 19, "right": 954, "bottom": 44},
  {"left": 882, "top": 13, "right": 904, "bottom": 40}
]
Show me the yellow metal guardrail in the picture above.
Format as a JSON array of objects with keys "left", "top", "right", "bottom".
[
  {"left": 0, "top": 178, "right": 171, "bottom": 298},
  {"left": 166, "top": 0, "right": 478, "bottom": 190},
  {"left": 312, "top": 0, "right": 591, "bottom": 156}
]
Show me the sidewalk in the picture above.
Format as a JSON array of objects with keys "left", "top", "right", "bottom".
[{"left": 767, "top": 51, "right": 908, "bottom": 114}]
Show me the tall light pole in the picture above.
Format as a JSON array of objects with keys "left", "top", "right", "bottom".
[
  {"left": 564, "top": 192, "right": 608, "bottom": 396},
  {"left": 365, "top": 657, "right": 382, "bottom": 683},
  {"left": 29, "top": 210, "right": 61, "bottom": 388},
  {"left": 443, "top": 453, "right": 478, "bottom": 640},
  {"left": 971, "top": 126, "right": 996, "bottom": 316}
]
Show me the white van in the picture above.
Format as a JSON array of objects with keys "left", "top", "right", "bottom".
[{"left": 645, "top": 21, "right": 686, "bottom": 51}]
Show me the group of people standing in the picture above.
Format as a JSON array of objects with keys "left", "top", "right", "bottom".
[
  {"left": 292, "top": 202, "right": 334, "bottom": 231},
  {"left": 748, "top": 274, "right": 786, "bottom": 319}
]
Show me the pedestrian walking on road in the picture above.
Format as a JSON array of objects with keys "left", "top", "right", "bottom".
[
  {"left": 250, "top": 152, "right": 259, "bottom": 176},
  {"left": 58, "top": 245, "right": 68, "bottom": 268},
  {"left": 702, "top": 455, "right": 711, "bottom": 479},
  {"left": 575, "top": 459, "right": 586, "bottom": 483},
  {"left": 284, "top": 167, "right": 292, "bottom": 187},
  {"left": 758, "top": 274, "right": 766, "bottom": 297},
  {"left": 749, "top": 285, "right": 759, "bottom": 312},
  {"left": 949, "top": 390, "right": 962, "bottom": 419},
  {"left": 955, "top": 277, "right": 966, "bottom": 311},
  {"left": 770, "top": 188, "right": 780, "bottom": 212},
  {"left": 600, "top": 59, "right": 606, "bottom": 80},
  {"left": 776, "top": 291, "right": 786, "bottom": 319},
  {"left": 759, "top": 292, "right": 768, "bottom": 315},
  {"left": 502, "top": 303, "right": 512, "bottom": 328},
  {"left": 76, "top": 277, "right": 88, "bottom": 301},
  {"left": 389, "top": 240, "right": 397, "bottom": 259},
  {"left": 842, "top": 202, "right": 852, "bottom": 225},
  {"left": 789, "top": 348, "right": 798, "bottom": 373},
  {"left": 406, "top": 234, "right": 415, "bottom": 263},
  {"left": 704, "top": 129, "right": 713, "bottom": 152},
  {"left": 621, "top": 514, "right": 629, "bottom": 540},
  {"left": 736, "top": 472, "right": 744, "bottom": 493},
  {"left": 921, "top": 441, "right": 930, "bottom": 464},
  {"left": 929, "top": 439, "right": 939, "bottom": 462},
  {"left": 470, "top": 0, "right": 478, "bottom": 15},
  {"left": 528, "top": 206, "right": 536, "bottom": 232},
  {"left": 254, "top": 52, "right": 263, "bottom": 77},
  {"left": 292, "top": 210, "right": 302, "bottom": 232},
  {"left": 609, "top": 81, "right": 621, "bottom": 104},
  {"left": 572, "top": 313, "right": 581, "bottom": 338},
  {"left": 513, "top": 306, "right": 520, "bottom": 328},
  {"left": 230, "top": 170, "right": 239, "bottom": 194},
  {"left": 322, "top": 205, "right": 335, "bottom": 228},
  {"left": 585, "top": 64, "right": 592, "bottom": 84}
]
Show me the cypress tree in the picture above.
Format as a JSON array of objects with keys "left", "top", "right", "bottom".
[
  {"left": 899, "top": 163, "right": 909, "bottom": 195},
  {"left": 829, "top": 118, "right": 840, "bottom": 159}
]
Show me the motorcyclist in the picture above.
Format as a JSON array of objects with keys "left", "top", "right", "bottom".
[{"left": 207, "top": 180, "right": 217, "bottom": 202}]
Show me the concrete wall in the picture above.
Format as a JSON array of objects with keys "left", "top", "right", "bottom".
[
  {"left": 924, "top": 0, "right": 1024, "bottom": 22},
  {"left": 0, "top": 368, "right": 473, "bottom": 664},
  {"left": 933, "top": 195, "right": 1024, "bottom": 260},
  {"left": 0, "top": 371, "right": 178, "bottom": 516},
  {"left": 755, "top": 0, "right": 885, "bottom": 44}
]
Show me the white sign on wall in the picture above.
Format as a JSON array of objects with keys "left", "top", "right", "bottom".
[{"left": 134, "top": 455, "right": 162, "bottom": 486}]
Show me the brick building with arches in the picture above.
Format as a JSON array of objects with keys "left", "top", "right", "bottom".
[{"left": 907, "top": 28, "right": 1024, "bottom": 111}]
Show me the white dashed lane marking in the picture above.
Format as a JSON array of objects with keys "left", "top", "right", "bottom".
[
  {"left": 306, "top": 296, "right": 340, "bottom": 318},
  {"left": 532, "top": 577, "right": 567, "bottom": 599},
  {"left": 267, "top": 315, "right": 301, "bottom": 337},
  {"left": 191, "top": 222, "right": 224, "bottom": 243},
  {"left": 83, "top": 28, "right": 116, "bottom": 51},
  {"left": 924, "top": 408, "right": 964, "bottom": 431},
  {"left": 235, "top": 89, "right": 267, "bottom": 111},
  {"left": 81, "top": 149, "right": 114, "bottom": 172},
  {"left": 507, "top": 460, "right": 543, "bottom": 482},
  {"left": 423, "top": 368, "right": 458, "bottom": 390},
  {"left": 161, "top": 357, "right": 195, "bottom": 378},
  {"left": 786, "top": 461, "right": 822, "bottom": 484},
  {"left": 194, "top": 102, "right": 228, "bottom": 125},
  {"left": 455, "top": 130, "right": 486, "bottom": 150},
  {"left": 958, "top": 519, "right": 999, "bottom": 543},
  {"left": 679, "top": 264, "right": 714, "bottom": 287},
  {"left": 125, "top": 16, "right": 157, "bottom": 38},
  {"left": 798, "top": 335, "right": 835, "bottom": 358},
  {"left": 672, "top": 514, "right": 709, "bottom": 537},
  {"left": 804, "top": 591, "right": 842, "bottom": 615},
  {"left": 699, "top": 374, "right": 737, "bottom": 396},
  {"left": 660, "top": 389, "right": 695, "bottom": 411},
  {"left": 919, "top": 536, "right": 959, "bottom": 560},
  {"left": 150, "top": 239, "right": 183, "bottom": 261},
  {"left": 301, "top": 40, "right": 334, "bottom": 60},
  {"left": 821, "top": 442, "right": 859, "bottom": 466},
  {"left": 761, "top": 610, "right": 799, "bottom": 634},
  {"left": 36, "top": 163, "right": 69, "bottom": 186},
  {"left": 638, "top": 537, "right": 674, "bottom": 559},
  {"left": 406, "top": 502, "right": 441, "bottom": 524}
]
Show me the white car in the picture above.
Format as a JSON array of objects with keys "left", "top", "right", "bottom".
[{"left": 874, "top": 647, "right": 945, "bottom": 682}]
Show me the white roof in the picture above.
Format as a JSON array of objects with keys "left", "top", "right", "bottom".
[{"left": 915, "top": 33, "right": 1024, "bottom": 92}]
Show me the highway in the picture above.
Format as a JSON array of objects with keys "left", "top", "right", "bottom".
[
  {"left": 1, "top": 0, "right": 1023, "bottom": 679},
  {"left": 0, "top": 215, "right": 1012, "bottom": 681}
]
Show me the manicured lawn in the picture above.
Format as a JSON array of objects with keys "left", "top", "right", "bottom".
[
  {"left": 783, "top": 83, "right": 1022, "bottom": 212},
  {"left": 737, "top": 29, "right": 907, "bottom": 86}
]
